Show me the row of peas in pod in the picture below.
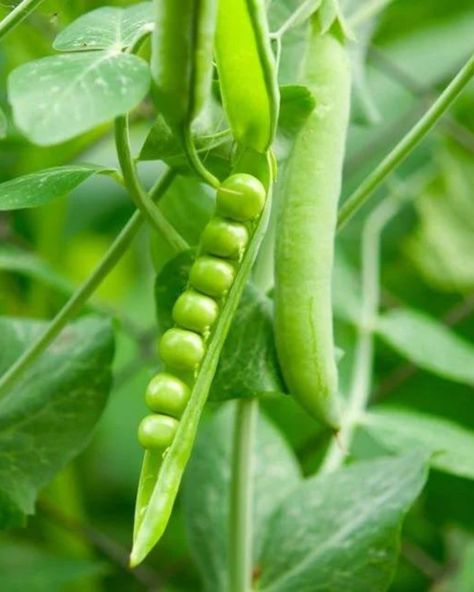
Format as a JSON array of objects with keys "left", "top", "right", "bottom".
[{"left": 138, "top": 173, "right": 266, "bottom": 451}]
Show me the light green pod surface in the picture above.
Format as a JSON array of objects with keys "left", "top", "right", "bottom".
[
  {"left": 151, "top": 0, "right": 217, "bottom": 126},
  {"left": 274, "top": 25, "right": 351, "bottom": 429},
  {"left": 215, "top": 0, "right": 279, "bottom": 152}
]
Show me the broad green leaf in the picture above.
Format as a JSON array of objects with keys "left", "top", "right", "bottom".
[
  {"left": 182, "top": 405, "right": 301, "bottom": 592},
  {"left": 376, "top": 308, "right": 474, "bottom": 385},
  {"left": 54, "top": 3, "right": 154, "bottom": 52},
  {"left": 363, "top": 408, "right": 474, "bottom": 479},
  {"left": 274, "top": 85, "right": 316, "bottom": 161},
  {"left": 0, "top": 315, "right": 114, "bottom": 528},
  {"left": 259, "top": 452, "right": 428, "bottom": 592},
  {"left": 0, "top": 165, "right": 114, "bottom": 210},
  {"left": 0, "top": 541, "right": 108, "bottom": 592},
  {"left": 209, "top": 285, "right": 284, "bottom": 401},
  {"left": 0, "top": 246, "right": 74, "bottom": 296},
  {"left": 405, "top": 151, "right": 474, "bottom": 293},
  {"left": 8, "top": 52, "right": 150, "bottom": 145}
]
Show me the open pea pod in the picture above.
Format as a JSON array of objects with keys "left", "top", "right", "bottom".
[
  {"left": 215, "top": 0, "right": 279, "bottom": 153},
  {"left": 131, "top": 152, "right": 273, "bottom": 566}
]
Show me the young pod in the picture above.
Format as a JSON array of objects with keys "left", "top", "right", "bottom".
[
  {"left": 151, "top": 0, "right": 217, "bottom": 127},
  {"left": 274, "top": 23, "right": 351, "bottom": 429}
]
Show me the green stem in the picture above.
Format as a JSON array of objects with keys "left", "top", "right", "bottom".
[
  {"left": 229, "top": 398, "right": 258, "bottom": 592},
  {"left": 321, "top": 197, "right": 399, "bottom": 473},
  {"left": 181, "top": 126, "right": 221, "bottom": 188},
  {"left": 0, "top": 171, "right": 175, "bottom": 401},
  {"left": 114, "top": 115, "right": 189, "bottom": 253},
  {"left": 337, "top": 52, "right": 474, "bottom": 230},
  {"left": 0, "top": 0, "right": 44, "bottom": 39}
]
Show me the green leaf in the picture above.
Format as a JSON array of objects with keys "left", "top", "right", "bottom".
[
  {"left": 405, "top": 150, "right": 474, "bottom": 294},
  {"left": 363, "top": 408, "right": 474, "bottom": 480},
  {"left": 0, "top": 246, "right": 74, "bottom": 296},
  {"left": 0, "top": 541, "right": 108, "bottom": 592},
  {"left": 0, "top": 315, "right": 114, "bottom": 528},
  {"left": 333, "top": 249, "right": 361, "bottom": 323},
  {"left": 274, "top": 85, "right": 316, "bottom": 161},
  {"left": 8, "top": 52, "right": 150, "bottom": 145},
  {"left": 182, "top": 405, "right": 301, "bottom": 592},
  {"left": 258, "top": 453, "right": 428, "bottom": 592},
  {"left": 53, "top": 3, "right": 154, "bottom": 52},
  {"left": 209, "top": 285, "right": 284, "bottom": 401},
  {"left": 0, "top": 165, "right": 115, "bottom": 210},
  {"left": 454, "top": 541, "right": 474, "bottom": 592},
  {"left": 376, "top": 308, "right": 474, "bottom": 385}
]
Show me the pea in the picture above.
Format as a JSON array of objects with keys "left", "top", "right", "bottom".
[
  {"left": 172, "top": 290, "right": 219, "bottom": 333},
  {"left": 138, "top": 414, "right": 179, "bottom": 450},
  {"left": 216, "top": 174, "right": 266, "bottom": 221},
  {"left": 201, "top": 217, "right": 249, "bottom": 259},
  {"left": 190, "top": 256, "right": 235, "bottom": 297},
  {"left": 159, "top": 328, "right": 205, "bottom": 370},
  {"left": 145, "top": 373, "right": 191, "bottom": 418}
]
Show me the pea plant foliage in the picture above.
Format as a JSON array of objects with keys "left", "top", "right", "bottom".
[{"left": 1, "top": 0, "right": 474, "bottom": 591}]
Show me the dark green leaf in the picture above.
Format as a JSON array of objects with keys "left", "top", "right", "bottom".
[
  {"left": 363, "top": 408, "right": 474, "bottom": 480},
  {"left": 259, "top": 453, "right": 428, "bottom": 591},
  {"left": 53, "top": 3, "right": 154, "bottom": 52},
  {"left": 0, "top": 165, "right": 115, "bottom": 210},
  {"left": 0, "top": 541, "right": 108, "bottom": 592},
  {"left": 182, "top": 405, "right": 301, "bottom": 592},
  {"left": 274, "top": 85, "right": 316, "bottom": 161},
  {"left": 8, "top": 52, "right": 150, "bottom": 145},
  {"left": 376, "top": 308, "right": 474, "bottom": 385},
  {"left": 0, "top": 315, "right": 114, "bottom": 528},
  {"left": 210, "top": 285, "right": 284, "bottom": 401}
]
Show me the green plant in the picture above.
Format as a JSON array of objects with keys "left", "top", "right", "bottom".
[{"left": 1, "top": 1, "right": 474, "bottom": 591}]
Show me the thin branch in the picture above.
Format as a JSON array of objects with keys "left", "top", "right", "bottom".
[
  {"left": 0, "top": 0, "right": 44, "bottom": 40},
  {"left": 337, "top": 52, "right": 474, "bottom": 230},
  {"left": 114, "top": 115, "right": 189, "bottom": 253}
]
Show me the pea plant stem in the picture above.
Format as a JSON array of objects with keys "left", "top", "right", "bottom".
[
  {"left": 114, "top": 115, "right": 189, "bottom": 253},
  {"left": 181, "top": 126, "right": 221, "bottom": 188},
  {"left": 337, "top": 52, "right": 474, "bottom": 230},
  {"left": 321, "top": 196, "right": 400, "bottom": 473},
  {"left": 0, "top": 171, "right": 176, "bottom": 402},
  {"left": 0, "top": 0, "right": 44, "bottom": 39},
  {"left": 229, "top": 397, "right": 258, "bottom": 592}
]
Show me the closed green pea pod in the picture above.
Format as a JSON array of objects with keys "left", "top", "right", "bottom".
[
  {"left": 274, "top": 22, "right": 351, "bottom": 429},
  {"left": 215, "top": 0, "right": 279, "bottom": 152},
  {"left": 151, "top": 0, "right": 217, "bottom": 127},
  {"left": 172, "top": 290, "right": 219, "bottom": 333},
  {"left": 159, "top": 328, "right": 205, "bottom": 371}
]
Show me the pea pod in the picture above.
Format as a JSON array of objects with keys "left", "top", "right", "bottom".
[
  {"left": 131, "top": 158, "right": 272, "bottom": 566},
  {"left": 274, "top": 21, "right": 351, "bottom": 429},
  {"left": 151, "top": 0, "right": 217, "bottom": 128},
  {"left": 215, "top": 0, "right": 279, "bottom": 152}
]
